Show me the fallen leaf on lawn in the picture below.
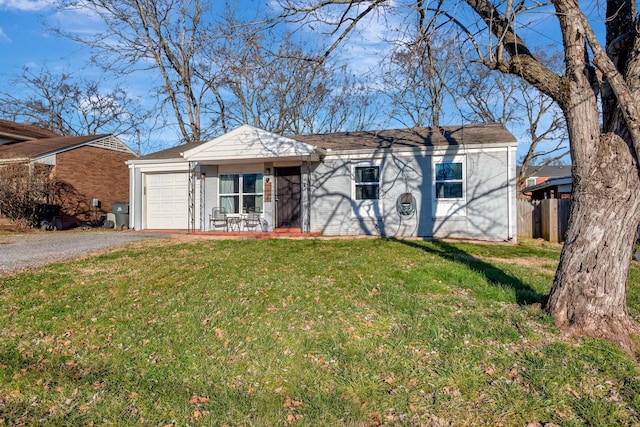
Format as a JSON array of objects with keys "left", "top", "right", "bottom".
[
  {"left": 368, "top": 412, "right": 382, "bottom": 426},
  {"left": 190, "top": 394, "right": 210, "bottom": 404},
  {"left": 283, "top": 397, "right": 303, "bottom": 408},
  {"left": 567, "top": 386, "right": 581, "bottom": 398}
]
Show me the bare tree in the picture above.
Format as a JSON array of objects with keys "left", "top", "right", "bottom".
[
  {"left": 53, "top": 1, "right": 378, "bottom": 140},
  {"left": 0, "top": 66, "right": 150, "bottom": 139},
  {"left": 201, "top": 14, "right": 378, "bottom": 134},
  {"left": 380, "top": 25, "right": 460, "bottom": 128},
  {"left": 0, "top": 67, "right": 76, "bottom": 135},
  {"left": 54, "top": 0, "right": 213, "bottom": 143},
  {"left": 515, "top": 81, "right": 568, "bottom": 193},
  {"left": 278, "top": 0, "right": 640, "bottom": 351},
  {"left": 456, "top": 60, "right": 568, "bottom": 194}
]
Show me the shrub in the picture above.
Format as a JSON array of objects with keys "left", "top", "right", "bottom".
[{"left": 0, "top": 162, "right": 59, "bottom": 227}]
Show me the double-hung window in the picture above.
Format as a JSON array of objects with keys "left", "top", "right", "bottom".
[
  {"left": 354, "top": 166, "right": 380, "bottom": 200},
  {"left": 219, "top": 173, "right": 264, "bottom": 213},
  {"left": 435, "top": 162, "right": 463, "bottom": 199}
]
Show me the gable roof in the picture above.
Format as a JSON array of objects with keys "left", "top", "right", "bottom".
[
  {"left": 183, "top": 125, "right": 322, "bottom": 162},
  {"left": 0, "top": 134, "right": 135, "bottom": 161},
  {"left": 0, "top": 119, "right": 60, "bottom": 141},
  {"left": 131, "top": 123, "right": 517, "bottom": 164},
  {"left": 133, "top": 125, "right": 324, "bottom": 163},
  {"left": 293, "top": 123, "right": 516, "bottom": 151}
]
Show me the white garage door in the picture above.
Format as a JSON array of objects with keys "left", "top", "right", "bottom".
[{"left": 145, "top": 173, "right": 189, "bottom": 229}]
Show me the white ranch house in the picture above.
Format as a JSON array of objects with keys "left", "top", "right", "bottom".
[{"left": 127, "top": 124, "right": 517, "bottom": 241}]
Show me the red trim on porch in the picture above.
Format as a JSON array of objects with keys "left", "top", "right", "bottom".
[{"left": 136, "top": 229, "right": 320, "bottom": 239}]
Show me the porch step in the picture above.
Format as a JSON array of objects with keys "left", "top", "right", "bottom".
[{"left": 274, "top": 228, "right": 302, "bottom": 233}]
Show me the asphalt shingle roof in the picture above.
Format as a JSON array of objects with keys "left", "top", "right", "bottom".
[
  {"left": 136, "top": 141, "right": 206, "bottom": 160},
  {"left": 0, "top": 135, "right": 110, "bottom": 159},
  {"left": 0, "top": 120, "right": 60, "bottom": 140},
  {"left": 136, "top": 123, "right": 516, "bottom": 161},
  {"left": 293, "top": 123, "right": 516, "bottom": 151}
]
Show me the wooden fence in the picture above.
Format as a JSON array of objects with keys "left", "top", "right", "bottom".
[{"left": 517, "top": 198, "right": 571, "bottom": 243}]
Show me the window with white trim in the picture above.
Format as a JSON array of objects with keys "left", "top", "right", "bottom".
[
  {"left": 219, "top": 173, "right": 264, "bottom": 213},
  {"left": 525, "top": 177, "right": 536, "bottom": 187},
  {"left": 435, "top": 162, "right": 463, "bottom": 199},
  {"left": 354, "top": 166, "right": 380, "bottom": 200}
]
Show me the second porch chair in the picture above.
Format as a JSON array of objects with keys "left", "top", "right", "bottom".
[{"left": 243, "top": 212, "right": 262, "bottom": 232}]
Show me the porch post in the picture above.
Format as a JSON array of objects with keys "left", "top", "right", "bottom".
[
  {"left": 302, "top": 159, "right": 310, "bottom": 233},
  {"left": 188, "top": 161, "right": 196, "bottom": 233}
]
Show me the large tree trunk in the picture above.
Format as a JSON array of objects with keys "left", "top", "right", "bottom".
[
  {"left": 538, "top": 0, "right": 640, "bottom": 352},
  {"left": 546, "top": 131, "right": 640, "bottom": 351}
]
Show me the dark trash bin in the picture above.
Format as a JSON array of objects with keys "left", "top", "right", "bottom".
[{"left": 112, "top": 202, "right": 130, "bottom": 230}]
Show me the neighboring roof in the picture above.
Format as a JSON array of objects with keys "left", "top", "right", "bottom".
[
  {"left": 0, "top": 134, "right": 135, "bottom": 160},
  {"left": 0, "top": 119, "right": 60, "bottom": 140},
  {"left": 523, "top": 175, "right": 572, "bottom": 193},
  {"left": 517, "top": 164, "right": 572, "bottom": 177},
  {"left": 293, "top": 123, "right": 516, "bottom": 151}
]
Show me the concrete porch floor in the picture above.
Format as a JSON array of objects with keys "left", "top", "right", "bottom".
[{"left": 136, "top": 228, "right": 322, "bottom": 240}]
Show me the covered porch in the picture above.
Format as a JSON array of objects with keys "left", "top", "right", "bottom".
[{"left": 128, "top": 125, "right": 324, "bottom": 233}]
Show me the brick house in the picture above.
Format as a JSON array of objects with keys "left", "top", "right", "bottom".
[
  {"left": 0, "top": 120, "right": 136, "bottom": 228},
  {"left": 516, "top": 164, "right": 572, "bottom": 199}
]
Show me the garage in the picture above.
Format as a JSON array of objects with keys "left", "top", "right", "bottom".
[{"left": 145, "top": 173, "right": 189, "bottom": 229}]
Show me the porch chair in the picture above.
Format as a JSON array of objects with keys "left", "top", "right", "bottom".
[
  {"left": 243, "top": 211, "right": 262, "bottom": 232},
  {"left": 209, "top": 207, "right": 228, "bottom": 231}
]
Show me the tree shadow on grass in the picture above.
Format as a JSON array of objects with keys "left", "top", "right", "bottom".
[{"left": 391, "top": 238, "right": 544, "bottom": 305}]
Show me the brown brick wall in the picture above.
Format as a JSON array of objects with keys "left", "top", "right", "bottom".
[{"left": 52, "top": 146, "right": 134, "bottom": 227}]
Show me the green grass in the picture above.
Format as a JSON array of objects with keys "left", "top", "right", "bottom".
[{"left": 1, "top": 238, "right": 639, "bottom": 426}]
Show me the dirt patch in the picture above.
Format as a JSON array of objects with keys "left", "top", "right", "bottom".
[{"left": 480, "top": 256, "right": 558, "bottom": 274}]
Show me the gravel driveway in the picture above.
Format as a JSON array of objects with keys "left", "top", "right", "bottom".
[{"left": 0, "top": 231, "right": 168, "bottom": 275}]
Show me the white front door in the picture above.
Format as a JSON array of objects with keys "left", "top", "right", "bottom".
[{"left": 145, "top": 173, "right": 189, "bottom": 229}]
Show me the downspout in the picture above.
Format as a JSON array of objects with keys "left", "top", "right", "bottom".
[{"left": 129, "top": 164, "right": 135, "bottom": 230}]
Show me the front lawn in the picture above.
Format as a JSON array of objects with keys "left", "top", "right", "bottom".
[{"left": 1, "top": 238, "right": 639, "bottom": 425}]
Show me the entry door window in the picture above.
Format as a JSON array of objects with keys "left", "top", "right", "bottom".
[{"left": 219, "top": 173, "right": 264, "bottom": 213}]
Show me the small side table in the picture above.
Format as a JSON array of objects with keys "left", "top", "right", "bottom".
[{"left": 227, "top": 216, "right": 242, "bottom": 231}]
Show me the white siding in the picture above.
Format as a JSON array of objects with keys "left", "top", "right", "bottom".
[{"left": 310, "top": 147, "right": 515, "bottom": 241}]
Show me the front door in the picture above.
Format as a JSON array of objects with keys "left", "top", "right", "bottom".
[{"left": 275, "top": 167, "right": 301, "bottom": 228}]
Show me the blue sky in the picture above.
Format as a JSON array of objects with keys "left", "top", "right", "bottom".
[
  {"left": 0, "top": 1, "right": 85, "bottom": 74},
  {"left": 0, "top": 1, "right": 604, "bottom": 161}
]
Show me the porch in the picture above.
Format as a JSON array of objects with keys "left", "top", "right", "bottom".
[{"left": 137, "top": 227, "right": 322, "bottom": 240}]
